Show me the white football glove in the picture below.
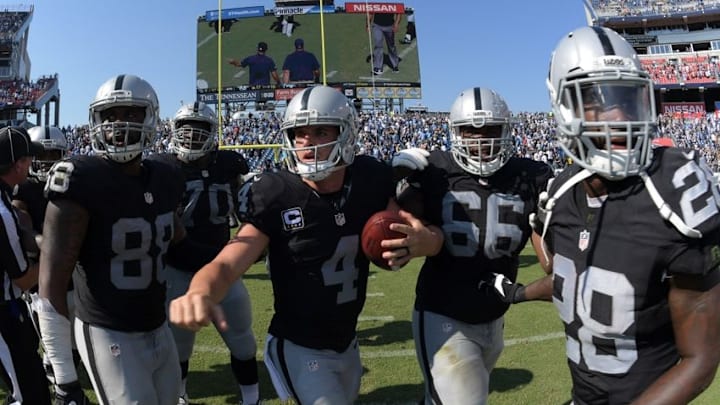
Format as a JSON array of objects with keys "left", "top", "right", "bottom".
[
  {"left": 392, "top": 148, "right": 430, "bottom": 171},
  {"left": 529, "top": 190, "right": 550, "bottom": 233},
  {"left": 529, "top": 177, "right": 554, "bottom": 233}
]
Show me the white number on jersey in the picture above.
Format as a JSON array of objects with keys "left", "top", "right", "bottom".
[
  {"left": 442, "top": 190, "right": 524, "bottom": 259},
  {"left": 111, "top": 212, "right": 174, "bottom": 290},
  {"left": 320, "top": 235, "right": 360, "bottom": 304},
  {"left": 553, "top": 254, "right": 638, "bottom": 374}
]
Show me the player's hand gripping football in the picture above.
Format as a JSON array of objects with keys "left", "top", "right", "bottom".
[
  {"left": 380, "top": 209, "right": 443, "bottom": 268},
  {"left": 169, "top": 293, "right": 227, "bottom": 332}
]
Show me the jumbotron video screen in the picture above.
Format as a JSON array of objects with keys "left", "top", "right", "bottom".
[{"left": 196, "top": 2, "right": 421, "bottom": 104}]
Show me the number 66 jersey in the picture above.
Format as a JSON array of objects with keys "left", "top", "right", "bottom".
[
  {"left": 408, "top": 151, "right": 552, "bottom": 324},
  {"left": 546, "top": 147, "right": 720, "bottom": 403}
]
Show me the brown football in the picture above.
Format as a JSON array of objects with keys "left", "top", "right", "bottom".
[{"left": 361, "top": 210, "right": 407, "bottom": 271}]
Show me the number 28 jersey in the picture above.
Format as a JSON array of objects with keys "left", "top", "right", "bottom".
[
  {"left": 236, "top": 155, "right": 395, "bottom": 352},
  {"left": 547, "top": 148, "right": 720, "bottom": 402},
  {"left": 45, "top": 156, "right": 185, "bottom": 331},
  {"left": 409, "top": 152, "right": 552, "bottom": 324}
]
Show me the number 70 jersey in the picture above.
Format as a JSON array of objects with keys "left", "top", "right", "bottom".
[{"left": 546, "top": 148, "right": 720, "bottom": 401}]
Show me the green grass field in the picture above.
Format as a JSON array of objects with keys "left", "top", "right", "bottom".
[
  {"left": 4, "top": 246, "right": 719, "bottom": 404},
  {"left": 196, "top": 12, "right": 421, "bottom": 90}
]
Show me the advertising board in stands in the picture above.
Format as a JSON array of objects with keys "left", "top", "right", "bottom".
[{"left": 662, "top": 102, "right": 706, "bottom": 114}]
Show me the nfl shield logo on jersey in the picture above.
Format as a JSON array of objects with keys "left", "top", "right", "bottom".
[
  {"left": 578, "top": 229, "right": 590, "bottom": 251},
  {"left": 334, "top": 212, "right": 346, "bottom": 226},
  {"left": 307, "top": 360, "right": 320, "bottom": 372},
  {"left": 144, "top": 192, "right": 154, "bottom": 204},
  {"left": 109, "top": 343, "right": 121, "bottom": 357}
]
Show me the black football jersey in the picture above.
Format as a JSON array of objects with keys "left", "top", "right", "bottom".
[
  {"left": 408, "top": 152, "right": 552, "bottom": 323},
  {"left": 236, "top": 155, "right": 394, "bottom": 351},
  {"left": 13, "top": 175, "right": 47, "bottom": 233},
  {"left": 45, "top": 156, "right": 185, "bottom": 332},
  {"left": 546, "top": 147, "right": 720, "bottom": 403},
  {"left": 150, "top": 151, "right": 248, "bottom": 251}
]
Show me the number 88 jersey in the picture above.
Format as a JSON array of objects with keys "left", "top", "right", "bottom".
[
  {"left": 546, "top": 147, "right": 720, "bottom": 403},
  {"left": 409, "top": 151, "right": 552, "bottom": 324},
  {"left": 45, "top": 155, "right": 185, "bottom": 332}
]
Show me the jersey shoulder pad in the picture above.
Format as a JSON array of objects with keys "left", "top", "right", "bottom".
[
  {"left": 504, "top": 157, "right": 554, "bottom": 189},
  {"left": 216, "top": 150, "right": 250, "bottom": 177},
  {"left": 145, "top": 152, "right": 178, "bottom": 166},
  {"left": 236, "top": 171, "right": 292, "bottom": 220},
  {"left": 352, "top": 154, "right": 395, "bottom": 200},
  {"left": 44, "top": 155, "right": 109, "bottom": 206},
  {"left": 353, "top": 154, "right": 393, "bottom": 178},
  {"left": 646, "top": 147, "right": 720, "bottom": 236},
  {"left": 547, "top": 164, "right": 584, "bottom": 197}
]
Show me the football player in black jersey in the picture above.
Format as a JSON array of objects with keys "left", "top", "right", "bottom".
[
  {"left": 493, "top": 26, "right": 720, "bottom": 404},
  {"left": 36, "top": 75, "right": 216, "bottom": 405},
  {"left": 156, "top": 102, "right": 260, "bottom": 405},
  {"left": 390, "top": 87, "right": 552, "bottom": 404},
  {"left": 11, "top": 126, "right": 88, "bottom": 395},
  {"left": 170, "top": 85, "right": 442, "bottom": 404}
]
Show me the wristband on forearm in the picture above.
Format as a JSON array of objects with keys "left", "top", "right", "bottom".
[
  {"left": 512, "top": 284, "right": 527, "bottom": 303},
  {"left": 36, "top": 297, "right": 77, "bottom": 384}
]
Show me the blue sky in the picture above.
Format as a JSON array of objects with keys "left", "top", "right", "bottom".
[{"left": 26, "top": 0, "right": 587, "bottom": 125}]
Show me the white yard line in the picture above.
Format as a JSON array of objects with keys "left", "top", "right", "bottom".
[{"left": 193, "top": 331, "right": 565, "bottom": 357}]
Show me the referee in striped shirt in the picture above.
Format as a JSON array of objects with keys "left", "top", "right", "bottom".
[{"left": 0, "top": 126, "right": 51, "bottom": 404}]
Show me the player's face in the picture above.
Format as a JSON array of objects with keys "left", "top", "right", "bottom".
[
  {"left": 176, "top": 122, "right": 212, "bottom": 150},
  {"left": 459, "top": 124, "right": 503, "bottom": 160},
  {"left": 583, "top": 104, "right": 634, "bottom": 149},
  {"left": 100, "top": 106, "right": 146, "bottom": 146},
  {"left": 14, "top": 156, "right": 31, "bottom": 178},
  {"left": 291, "top": 125, "right": 340, "bottom": 162}
]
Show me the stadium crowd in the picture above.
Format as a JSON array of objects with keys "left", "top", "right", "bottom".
[
  {"left": 592, "top": 0, "right": 720, "bottom": 17},
  {"left": 53, "top": 109, "right": 720, "bottom": 174}
]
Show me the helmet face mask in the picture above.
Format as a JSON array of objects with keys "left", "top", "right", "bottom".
[
  {"left": 89, "top": 74, "right": 159, "bottom": 163},
  {"left": 449, "top": 87, "right": 513, "bottom": 177},
  {"left": 28, "top": 126, "right": 68, "bottom": 181},
  {"left": 547, "top": 26, "right": 657, "bottom": 180},
  {"left": 281, "top": 86, "right": 358, "bottom": 181},
  {"left": 170, "top": 102, "right": 217, "bottom": 162}
]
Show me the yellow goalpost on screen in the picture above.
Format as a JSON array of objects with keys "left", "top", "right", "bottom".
[
  {"left": 212, "top": 0, "right": 329, "bottom": 157},
  {"left": 212, "top": 0, "right": 284, "bottom": 166}
]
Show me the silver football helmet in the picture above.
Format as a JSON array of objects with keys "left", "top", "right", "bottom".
[
  {"left": 547, "top": 26, "right": 657, "bottom": 180},
  {"left": 280, "top": 86, "right": 358, "bottom": 181},
  {"left": 170, "top": 102, "right": 217, "bottom": 162},
  {"left": 89, "top": 74, "right": 159, "bottom": 163},
  {"left": 449, "top": 87, "right": 513, "bottom": 177},
  {"left": 27, "top": 126, "right": 68, "bottom": 181}
]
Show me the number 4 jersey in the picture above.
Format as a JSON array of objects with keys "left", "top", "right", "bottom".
[
  {"left": 45, "top": 155, "right": 185, "bottom": 332},
  {"left": 236, "top": 155, "right": 394, "bottom": 352},
  {"left": 546, "top": 147, "right": 720, "bottom": 403}
]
